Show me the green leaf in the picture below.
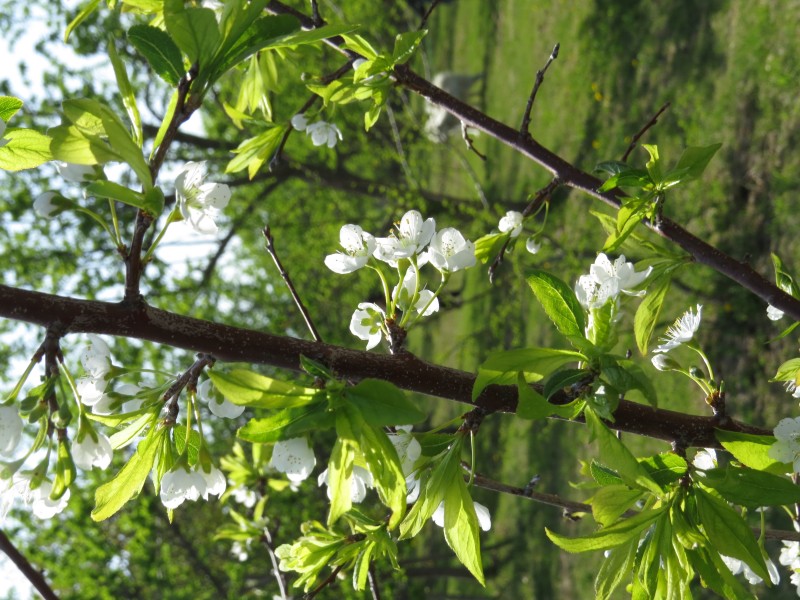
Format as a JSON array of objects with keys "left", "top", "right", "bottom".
[
  {"left": 543, "top": 368, "right": 590, "bottom": 401},
  {"left": 341, "top": 33, "right": 379, "bottom": 59},
  {"left": 108, "top": 40, "right": 142, "bottom": 147},
  {"left": 443, "top": 480, "right": 485, "bottom": 586},
  {"left": 585, "top": 408, "right": 662, "bottom": 495},
  {"left": 92, "top": 427, "right": 167, "bottom": 521},
  {"left": 527, "top": 270, "right": 586, "bottom": 342},
  {"left": 771, "top": 357, "right": 800, "bottom": 383},
  {"left": 391, "top": 30, "right": 427, "bottom": 65},
  {"left": 212, "top": 15, "right": 300, "bottom": 77},
  {"left": 237, "top": 403, "right": 331, "bottom": 443},
  {"left": 634, "top": 272, "right": 671, "bottom": 354},
  {"left": 128, "top": 24, "right": 185, "bottom": 86},
  {"left": 638, "top": 453, "right": 686, "bottom": 487},
  {"left": 0, "top": 96, "right": 23, "bottom": 122},
  {"left": 517, "top": 375, "right": 584, "bottom": 420},
  {"left": 642, "top": 144, "right": 662, "bottom": 183},
  {"left": 695, "top": 487, "right": 769, "bottom": 582},
  {"left": 357, "top": 417, "right": 406, "bottom": 529},
  {"left": 715, "top": 429, "right": 788, "bottom": 474},
  {"left": 85, "top": 181, "right": 146, "bottom": 210},
  {"left": 473, "top": 232, "right": 508, "bottom": 264},
  {"left": 672, "top": 143, "right": 722, "bottom": 182},
  {"left": 589, "top": 461, "right": 624, "bottom": 486},
  {"left": 51, "top": 439, "right": 76, "bottom": 500},
  {"left": 226, "top": 125, "right": 287, "bottom": 178},
  {"left": 595, "top": 536, "right": 637, "bottom": 600},
  {"left": 164, "top": 0, "right": 220, "bottom": 67},
  {"left": 473, "top": 347, "right": 585, "bottom": 400},
  {"left": 546, "top": 505, "right": 667, "bottom": 552},
  {"left": 603, "top": 360, "right": 658, "bottom": 408},
  {"left": 65, "top": 0, "right": 101, "bottom": 41},
  {"left": 328, "top": 412, "right": 357, "bottom": 524},
  {"left": 0, "top": 128, "right": 52, "bottom": 171},
  {"left": 597, "top": 169, "right": 650, "bottom": 193},
  {"left": 208, "top": 369, "right": 318, "bottom": 408},
  {"left": 687, "top": 547, "right": 756, "bottom": 600},
  {"left": 266, "top": 23, "right": 359, "bottom": 49},
  {"left": 151, "top": 89, "right": 179, "bottom": 160},
  {"left": 604, "top": 197, "right": 649, "bottom": 253},
  {"left": 173, "top": 427, "right": 202, "bottom": 466},
  {"left": 346, "top": 379, "right": 425, "bottom": 426},
  {"left": 698, "top": 466, "right": 800, "bottom": 507},
  {"left": 590, "top": 485, "right": 643, "bottom": 527}
]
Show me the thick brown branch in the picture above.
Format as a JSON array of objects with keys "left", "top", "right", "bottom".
[
  {"left": 0, "top": 284, "right": 770, "bottom": 448},
  {"left": 0, "top": 529, "right": 60, "bottom": 600}
]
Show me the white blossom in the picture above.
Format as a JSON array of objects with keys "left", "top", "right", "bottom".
[
  {"left": 721, "top": 554, "right": 779, "bottom": 585},
  {"left": 270, "top": 437, "right": 316, "bottom": 483},
  {"left": 197, "top": 379, "right": 244, "bottom": 419},
  {"left": 232, "top": 486, "right": 257, "bottom": 508},
  {"left": 651, "top": 354, "right": 681, "bottom": 372},
  {"left": 305, "top": 121, "right": 343, "bottom": 148},
  {"left": 318, "top": 465, "right": 373, "bottom": 503},
  {"left": 780, "top": 541, "right": 800, "bottom": 571},
  {"left": 34, "top": 192, "right": 62, "bottom": 218},
  {"left": 792, "top": 572, "right": 800, "bottom": 597},
  {"left": 349, "top": 302, "right": 385, "bottom": 350},
  {"left": 785, "top": 382, "right": 800, "bottom": 400},
  {"left": 591, "top": 253, "right": 651, "bottom": 299},
  {"left": 56, "top": 162, "right": 95, "bottom": 183},
  {"left": 160, "top": 467, "right": 207, "bottom": 509},
  {"left": 291, "top": 113, "right": 309, "bottom": 131},
  {"left": 692, "top": 448, "right": 717, "bottom": 471},
  {"left": 71, "top": 431, "right": 113, "bottom": 470},
  {"left": 767, "top": 305, "right": 784, "bottom": 321},
  {"left": 0, "top": 405, "right": 23, "bottom": 458},
  {"left": 76, "top": 376, "right": 109, "bottom": 407},
  {"left": 200, "top": 465, "right": 227, "bottom": 500},
  {"left": 374, "top": 210, "right": 436, "bottom": 264},
  {"left": 432, "top": 499, "right": 491, "bottom": 532},
  {"left": 175, "top": 161, "right": 231, "bottom": 235},
  {"left": 526, "top": 236, "right": 542, "bottom": 254},
  {"left": 575, "top": 274, "right": 609, "bottom": 310},
  {"left": 769, "top": 417, "right": 800, "bottom": 472},
  {"left": 81, "top": 334, "right": 113, "bottom": 378},
  {"left": 29, "top": 480, "right": 70, "bottom": 519},
  {"left": 324, "top": 224, "right": 376, "bottom": 274},
  {"left": 392, "top": 270, "right": 439, "bottom": 318},
  {"left": 387, "top": 425, "right": 421, "bottom": 474},
  {"left": 498, "top": 211, "right": 523, "bottom": 238},
  {"left": 427, "top": 227, "right": 476, "bottom": 273},
  {"left": 231, "top": 541, "right": 249, "bottom": 562},
  {"left": 653, "top": 305, "right": 703, "bottom": 353}
]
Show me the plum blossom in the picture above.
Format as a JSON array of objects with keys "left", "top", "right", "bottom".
[
  {"left": 786, "top": 382, "right": 800, "bottom": 400},
  {"left": 392, "top": 270, "right": 439, "bottom": 318},
  {"left": 318, "top": 465, "right": 374, "bottom": 503},
  {"left": 651, "top": 353, "right": 681, "bottom": 372},
  {"left": 28, "top": 480, "right": 71, "bottom": 519},
  {"left": 780, "top": 540, "right": 800, "bottom": 572},
  {"left": 375, "top": 210, "right": 436, "bottom": 264},
  {"left": 387, "top": 426, "right": 421, "bottom": 474},
  {"left": 350, "top": 302, "right": 385, "bottom": 350},
  {"left": 653, "top": 305, "right": 703, "bottom": 353},
  {"left": 427, "top": 227, "right": 476, "bottom": 273},
  {"left": 0, "top": 405, "right": 23, "bottom": 458},
  {"left": 577, "top": 254, "right": 651, "bottom": 309},
  {"left": 56, "top": 162, "right": 95, "bottom": 183},
  {"left": 291, "top": 113, "right": 309, "bottom": 131},
  {"left": 270, "top": 437, "right": 316, "bottom": 483},
  {"left": 526, "top": 236, "right": 542, "bottom": 254},
  {"left": 432, "top": 500, "right": 491, "bottom": 532},
  {"left": 81, "top": 334, "right": 113, "bottom": 378},
  {"left": 498, "top": 211, "right": 523, "bottom": 238},
  {"left": 324, "top": 224, "right": 376, "bottom": 274},
  {"left": 768, "top": 305, "right": 784, "bottom": 321},
  {"left": 692, "top": 448, "right": 717, "bottom": 471},
  {"left": 33, "top": 192, "right": 67, "bottom": 219},
  {"left": 160, "top": 465, "right": 226, "bottom": 509},
  {"left": 197, "top": 379, "right": 244, "bottom": 419},
  {"left": 175, "top": 161, "right": 231, "bottom": 235},
  {"left": 77, "top": 376, "right": 109, "bottom": 407},
  {"left": 769, "top": 417, "right": 800, "bottom": 472},
  {"left": 71, "top": 431, "right": 113, "bottom": 470},
  {"left": 721, "top": 554, "right": 780, "bottom": 585},
  {"left": 232, "top": 486, "right": 257, "bottom": 508},
  {"left": 305, "top": 121, "right": 343, "bottom": 148}
]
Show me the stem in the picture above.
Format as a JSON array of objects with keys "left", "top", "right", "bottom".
[
  {"left": 108, "top": 199, "right": 122, "bottom": 248},
  {"left": 4, "top": 348, "right": 44, "bottom": 403},
  {"left": 0, "top": 529, "right": 60, "bottom": 600},
  {"left": 261, "top": 526, "right": 289, "bottom": 600},
  {"left": 141, "top": 209, "right": 179, "bottom": 265},
  {"left": 520, "top": 43, "right": 560, "bottom": 135}
]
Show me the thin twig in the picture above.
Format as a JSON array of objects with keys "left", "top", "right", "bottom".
[
  {"left": 304, "top": 563, "right": 345, "bottom": 599},
  {"left": 520, "top": 43, "right": 560, "bottom": 135},
  {"left": 460, "top": 121, "right": 486, "bottom": 160},
  {"left": 621, "top": 102, "right": 671, "bottom": 162},
  {"left": 262, "top": 526, "right": 290, "bottom": 600},
  {"left": 161, "top": 353, "right": 216, "bottom": 425},
  {"left": 419, "top": 0, "right": 444, "bottom": 29},
  {"left": 0, "top": 529, "right": 60, "bottom": 600},
  {"left": 262, "top": 226, "right": 323, "bottom": 343},
  {"left": 309, "top": 0, "right": 322, "bottom": 26},
  {"left": 367, "top": 564, "right": 382, "bottom": 600},
  {"left": 488, "top": 178, "right": 561, "bottom": 283}
]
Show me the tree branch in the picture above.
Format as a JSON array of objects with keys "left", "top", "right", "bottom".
[
  {"left": 0, "top": 528, "right": 60, "bottom": 600},
  {"left": 0, "top": 284, "right": 771, "bottom": 448}
]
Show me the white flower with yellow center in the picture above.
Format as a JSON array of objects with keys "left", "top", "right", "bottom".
[
  {"left": 175, "top": 161, "right": 231, "bottom": 234},
  {"left": 324, "top": 224, "right": 376, "bottom": 274},
  {"left": 427, "top": 227, "right": 476, "bottom": 273}
]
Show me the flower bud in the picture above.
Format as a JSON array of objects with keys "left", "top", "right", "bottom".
[{"left": 651, "top": 354, "right": 681, "bottom": 372}]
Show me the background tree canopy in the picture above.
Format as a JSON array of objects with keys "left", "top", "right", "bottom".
[{"left": 2, "top": 1, "right": 800, "bottom": 599}]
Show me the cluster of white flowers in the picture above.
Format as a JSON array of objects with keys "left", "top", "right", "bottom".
[
  {"left": 291, "top": 114, "right": 343, "bottom": 148},
  {"left": 1, "top": 474, "right": 71, "bottom": 522},
  {"left": 780, "top": 537, "right": 800, "bottom": 597},
  {"left": 575, "top": 254, "right": 651, "bottom": 310},
  {"left": 196, "top": 379, "right": 244, "bottom": 419},
  {"left": 160, "top": 464, "right": 226, "bottom": 509},
  {"left": 326, "top": 210, "right": 476, "bottom": 349},
  {"left": 175, "top": 161, "right": 231, "bottom": 235}
]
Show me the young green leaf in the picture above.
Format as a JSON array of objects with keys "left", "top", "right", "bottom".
[
  {"left": 0, "top": 96, "right": 24, "bottom": 122},
  {"left": 108, "top": 41, "right": 142, "bottom": 147},
  {"left": 546, "top": 505, "right": 666, "bottom": 552},
  {"left": 346, "top": 379, "right": 425, "bottom": 426},
  {"left": 64, "top": 0, "right": 101, "bottom": 41},
  {"left": 207, "top": 369, "right": 318, "bottom": 408},
  {"left": 516, "top": 375, "right": 584, "bottom": 421},
  {"left": 634, "top": 271, "right": 671, "bottom": 354},
  {"left": 473, "top": 232, "right": 508, "bottom": 264},
  {"left": 226, "top": 125, "right": 287, "bottom": 178},
  {"left": 714, "top": 429, "right": 788, "bottom": 474},
  {"left": 128, "top": 24, "right": 186, "bottom": 86},
  {"left": 237, "top": 403, "right": 331, "bottom": 443},
  {"left": 442, "top": 480, "right": 485, "bottom": 586},
  {"left": 589, "top": 485, "right": 643, "bottom": 527},
  {"left": 391, "top": 30, "right": 427, "bottom": 65},
  {"left": 695, "top": 487, "right": 769, "bottom": 582},
  {"left": 0, "top": 128, "right": 52, "bottom": 171},
  {"left": 85, "top": 181, "right": 146, "bottom": 211},
  {"left": 672, "top": 143, "right": 722, "bottom": 182},
  {"left": 357, "top": 416, "right": 406, "bottom": 529},
  {"left": 327, "top": 412, "right": 357, "bottom": 525},
  {"left": 164, "top": 0, "right": 220, "bottom": 67},
  {"left": 527, "top": 269, "right": 586, "bottom": 342},
  {"left": 697, "top": 466, "right": 800, "bottom": 507},
  {"left": 595, "top": 536, "right": 637, "bottom": 600},
  {"left": 92, "top": 427, "right": 167, "bottom": 521}
]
